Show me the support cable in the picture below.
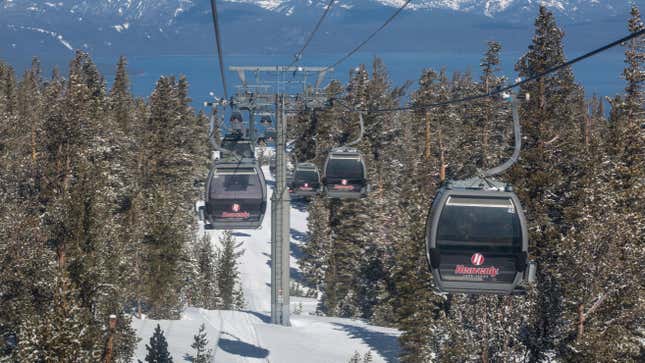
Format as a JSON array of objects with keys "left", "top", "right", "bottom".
[
  {"left": 209, "top": 0, "right": 229, "bottom": 100},
  {"left": 289, "top": 0, "right": 337, "bottom": 67},
  {"left": 322, "top": 0, "right": 413, "bottom": 72},
  {"left": 370, "top": 28, "right": 645, "bottom": 113}
]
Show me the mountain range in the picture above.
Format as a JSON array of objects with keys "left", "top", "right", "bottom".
[{"left": 0, "top": 1, "right": 636, "bottom": 68}]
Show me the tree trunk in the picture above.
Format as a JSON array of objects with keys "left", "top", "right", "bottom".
[
  {"left": 584, "top": 110, "right": 592, "bottom": 147},
  {"left": 424, "top": 110, "right": 431, "bottom": 161},
  {"left": 438, "top": 118, "right": 446, "bottom": 182},
  {"left": 481, "top": 299, "right": 489, "bottom": 363},
  {"left": 31, "top": 124, "right": 37, "bottom": 163},
  {"left": 103, "top": 315, "right": 117, "bottom": 363},
  {"left": 577, "top": 303, "right": 585, "bottom": 340},
  {"left": 482, "top": 78, "right": 490, "bottom": 169}
]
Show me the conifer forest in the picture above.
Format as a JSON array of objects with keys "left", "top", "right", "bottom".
[{"left": 0, "top": 3, "right": 643, "bottom": 363}]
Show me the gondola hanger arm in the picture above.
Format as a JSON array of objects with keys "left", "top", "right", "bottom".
[{"left": 483, "top": 91, "right": 528, "bottom": 178}]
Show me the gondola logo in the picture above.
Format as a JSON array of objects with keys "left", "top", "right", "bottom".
[
  {"left": 454, "top": 265, "right": 499, "bottom": 277},
  {"left": 334, "top": 179, "right": 354, "bottom": 190},
  {"left": 471, "top": 253, "right": 485, "bottom": 266},
  {"left": 222, "top": 204, "right": 250, "bottom": 219},
  {"left": 454, "top": 253, "right": 497, "bottom": 278}
]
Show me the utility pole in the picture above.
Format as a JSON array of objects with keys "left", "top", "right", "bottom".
[{"left": 271, "top": 94, "right": 291, "bottom": 326}]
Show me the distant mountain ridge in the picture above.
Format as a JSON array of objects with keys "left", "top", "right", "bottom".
[
  {"left": 0, "top": 0, "right": 634, "bottom": 67},
  {"left": 224, "top": 0, "right": 624, "bottom": 20}
]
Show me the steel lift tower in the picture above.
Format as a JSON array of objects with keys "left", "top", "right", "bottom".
[{"left": 228, "top": 66, "right": 331, "bottom": 326}]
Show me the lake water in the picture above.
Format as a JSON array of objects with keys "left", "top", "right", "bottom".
[{"left": 105, "top": 51, "right": 627, "bottom": 111}]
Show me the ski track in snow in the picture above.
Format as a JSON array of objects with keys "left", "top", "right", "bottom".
[{"left": 132, "top": 164, "right": 401, "bottom": 362}]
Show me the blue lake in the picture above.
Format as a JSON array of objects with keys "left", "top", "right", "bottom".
[{"left": 100, "top": 50, "right": 627, "bottom": 112}]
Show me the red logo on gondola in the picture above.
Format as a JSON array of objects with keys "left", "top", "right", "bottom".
[
  {"left": 471, "top": 253, "right": 485, "bottom": 266},
  {"left": 341, "top": 179, "right": 348, "bottom": 185},
  {"left": 232, "top": 203, "right": 240, "bottom": 212}
]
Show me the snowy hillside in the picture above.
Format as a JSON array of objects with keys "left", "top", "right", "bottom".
[{"left": 132, "top": 166, "right": 401, "bottom": 362}]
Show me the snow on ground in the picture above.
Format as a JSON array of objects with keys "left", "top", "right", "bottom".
[{"left": 132, "top": 166, "right": 401, "bottom": 362}]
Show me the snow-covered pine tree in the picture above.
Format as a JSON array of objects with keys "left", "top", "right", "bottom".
[
  {"left": 289, "top": 107, "right": 318, "bottom": 163},
  {"left": 299, "top": 195, "right": 332, "bottom": 292},
  {"left": 1, "top": 52, "right": 197, "bottom": 361},
  {"left": 513, "top": 6, "right": 586, "bottom": 358},
  {"left": 477, "top": 41, "right": 512, "bottom": 170},
  {"left": 299, "top": 81, "right": 345, "bottom": 315},
  {"left": 385, "top": 68, "right": 445, "bottom": 362},
  {"left": 109, "top": 55, "right": 133, "bottom": 132},
  {"left": 0, "top": 61, "right": 18, "bottom": 117},
  {"left": 15, "top": 273, "right": 94, "bottom": 362},
  {"left": 216, "top": 231, "right": 245, "bottom": 310},
  {"left": 552, "top": 5, "right": 645, "bottom": 360},
  {"left": 144, "top": 324, "right": 173, "bottom": 363},
  {"left": 190, "top": 323, "right": 213, "bottom": 363},
  {"left": 192, "top": 234, "right": 221, "bottom": 309},
  {"left": 142, "top": 188, "right": 185, "bottom": 319},
  {"left": 623, "top": 4, "right": 644, "bottom": 123},
  {"left": 0, "top": 206, "right": 56, "bottom": 358},
  {"left": 446, "top": 42, "right": 532, "bottom": 363},
  {"left": 137, "top": 76, "right": 195, "bottom": 319}
]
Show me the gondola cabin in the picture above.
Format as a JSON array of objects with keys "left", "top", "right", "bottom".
[
  {"left": 220, "top": 134, "right": 255, "bottom": 160},
  {"left": 260, "top": 115, "right": 273, "bottom": 125},
  {"left": 205, "top": 159, "right": 267, "bottom": 230},
  {"left": 230, "top": 111, "right": 244, "bottom": 124},
  {"left": 289, "top": 163, "right": 322, "bottom": 197},
  {"left": 323, "top": 148, "right": 369, "bottom": 199},
  {"left": 264, "top": 127, "right": 277, "bottom": 143},
  {"left": 425, "top": 179, "right": 533, "bottom": 295}
]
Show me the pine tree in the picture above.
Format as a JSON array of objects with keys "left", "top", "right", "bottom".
[
  {"left": 623, "top": 4, "right": 644, "bottom": 122},
  {"left": 0, "top": 62, "right": 18, "bottom": 116},
  {"left": 513, "top": 6, "right": 586, "bottom": 359},
  {"left": 15, "top": 273, "right": 95, "bottom": 362},
  {"left": 137, "top": 76, "right": 197, "bottom": 319},
  {"left": 348, "top": 351, "right": 362, "bottom": 363},
  {"left": 143, "top": 189, "right": 185, "bottom": 319},
  {"left": 192, "top": 234, "right": 221, "bottom": 309},
  {"left": 551, "top": 5, "right": 645, "bottom": 360},
  {"left": 190, "top": 324, "right": 213, "bottom": 363},
  {"left": 109, "top": 55, "right": 134, "bottom": 132},
  {"left": 144, "top": 324, "right": 173, "bottom": 363},
  {"left": 1, "top": 53, "right": 194, "bottom": 362},
  {"left": 299, "top": 196, "right": 332, "bottom": 291},
  {"left": 216, "top": 231, "right": 245, "bottom": 310}
]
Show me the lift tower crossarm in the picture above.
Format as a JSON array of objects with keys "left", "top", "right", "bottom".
[{"left": 229, "top": 66, "right": 332, "bottom": 72}]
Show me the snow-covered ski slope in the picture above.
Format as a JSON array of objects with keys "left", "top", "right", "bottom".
[{"left": 132, "top": 166, "right": 400, "bottom": 362}]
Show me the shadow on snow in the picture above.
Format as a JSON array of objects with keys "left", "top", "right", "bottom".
[
  {"left": 217, "top": 332, "right": 270, "bottom": 359},
  {"left": 332, "top": 323, "right": 400, "bottom": 363}
]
